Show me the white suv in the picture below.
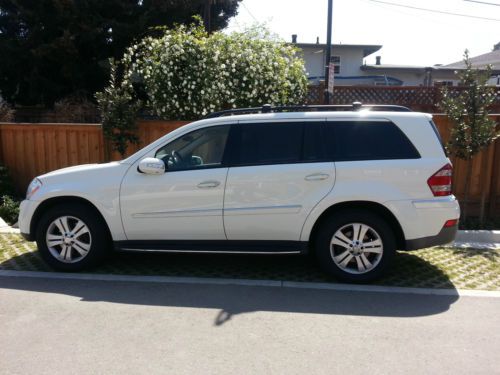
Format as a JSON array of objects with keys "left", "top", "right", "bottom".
[{"left": 19, "top": 104, "right": 460, "bottom": 282}]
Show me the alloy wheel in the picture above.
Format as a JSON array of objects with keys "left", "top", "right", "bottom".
[
  {"left": 45, "top": 216, "right": 92, "bottom": 263},
  {"left": 330, "top": 223, "right": 384, "bottom": 274}
]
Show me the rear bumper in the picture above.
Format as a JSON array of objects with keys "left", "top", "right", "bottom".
[
  {"left": 405, "top": 224, "right": 458, "bottom": 250},
  {"left": 386, "top": 196, "right": 460, "bottom": 247}
]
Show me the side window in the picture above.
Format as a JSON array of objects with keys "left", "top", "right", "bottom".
[
  {"left": 155, "top": 125, "right": 230, "bottom": 171},
  {"left": 303, "top": 122, "right": 326, "bottom": 161},
  {"left": 325, "top": 121, "right": 420, "bottom": 161},
  {"left": 234, "top": 122, "right": 303, "bottom": 166}
]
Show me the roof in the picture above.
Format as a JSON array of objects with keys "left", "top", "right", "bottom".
[
  {"left": 445, "top": 48, "right": 500, "bottom": 70},
  {"left": 361, "top": 64, "right": 458, "bottom": 72},
  {"left": 362, "top": 45, "right": 500, "bottom": 73},
  {"left": 295, "top": 43, "right": 382, "bottom": 57}
]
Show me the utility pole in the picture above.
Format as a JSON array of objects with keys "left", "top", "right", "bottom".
[{"left": 324, "top": 0, "right": 333, "bottom": 104}]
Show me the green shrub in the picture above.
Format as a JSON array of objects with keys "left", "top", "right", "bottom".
[
  {"left": 0, "top": 195, "right": 20, "bottom": 225},
  {"left": 0, "top": 165, "right": 17, "bottom": 197},
  {"left": 96, "top": 61, "right": 141, "bottom": 157},
  {"left": 0, "top": 165, "right": 20, "bottom": 225},
  {"left": 97, "top": 20, "right": 308, "bottom": 123}
]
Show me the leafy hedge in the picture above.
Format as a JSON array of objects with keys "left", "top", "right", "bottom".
[
  {"left": 96, "top": 21, "right": 308, "bottom": 155},
  {"left": 0, "top": 165, "right": 20, "bottom": 225}
]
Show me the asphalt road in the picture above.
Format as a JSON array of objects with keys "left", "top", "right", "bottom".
[{"left": 0, "top": 276, "right": 499, "bottom": 375}]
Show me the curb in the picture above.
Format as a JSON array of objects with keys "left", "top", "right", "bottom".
[
  {"left": 1, "top": 270, "right": 499, "bottom": 298},
  {"left": 0, "top": 217, "right": 20, "bottom": 234},
  {"left": 455, "top": 230, "right": 500, "bottom": 243}
]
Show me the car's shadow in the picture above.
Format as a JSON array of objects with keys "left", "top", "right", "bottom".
[{"left": 0, "top": 248, "right": 460, "bottom": 324}]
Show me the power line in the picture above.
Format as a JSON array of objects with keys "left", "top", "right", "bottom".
[
  {"left": 464, "top": 0, "right": 500, "bottom": 6},
  {"left": 364, "top": 0, "right": 500, "bottom": 21},
  {"left": 241, "top": 2, "right": 258, "bottom": 22}
]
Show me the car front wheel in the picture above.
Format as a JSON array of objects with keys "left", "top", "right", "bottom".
[{"left": 36, "top": 204, "right": 110, "bottom": 271}]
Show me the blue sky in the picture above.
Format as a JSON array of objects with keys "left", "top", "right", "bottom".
[{"left": 226, "top": 0, "right": 500, "bottom": 66}]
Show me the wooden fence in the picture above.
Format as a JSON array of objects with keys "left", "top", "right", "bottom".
[{"left": 1, "top": 115, "right": 499, "bottom": 217}]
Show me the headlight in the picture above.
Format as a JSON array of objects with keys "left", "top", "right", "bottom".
[{"left": 26, "top": 178, "right": 42, "bottom": 200}]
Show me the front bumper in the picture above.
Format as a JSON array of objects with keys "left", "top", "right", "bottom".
[{"left": 18, "top": 199, "right": 40, "bottom": 242}]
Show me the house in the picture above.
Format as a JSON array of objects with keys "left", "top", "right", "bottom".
[
  {"left": 295, "top": 34, "right": 500, "bottom": 86},
  {"left": 359, "top": 60, "right": 460, "bottom": 86},
  {"left": 444, "top": 42, "right": 500, "bottom": 86},
  {"left": 360, "top": 42, "right": 500, "bottom": 86},
  {"left": 292, "top": 35, "right": 393, "bottom": 86}
]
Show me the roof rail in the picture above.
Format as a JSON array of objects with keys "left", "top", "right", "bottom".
[{"left": 204, "top": 102, "right": 412, "bottom": 119}]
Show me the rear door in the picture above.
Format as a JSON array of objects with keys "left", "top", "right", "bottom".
[{"left": 223, "top": 120, "right": 335, "bottom": 241}]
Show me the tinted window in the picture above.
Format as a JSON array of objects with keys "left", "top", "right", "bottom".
[
  {"left": 232, "top": 122, "right": 326, "bottom": 166},
  {"left": 326, "top": 121, "right": 420, "bottom": 161},
  {"left": 303, "top": 122, "right": 326, "bottom": 161},
  {"left": 235, "top": 122, "right": 302, "bottom": 165},
  {"left": 155, "top": 125, "right": 230, "bottom": 171}
]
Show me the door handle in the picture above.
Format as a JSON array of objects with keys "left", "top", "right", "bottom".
[
  {"left": 197, "top": 180, "right": 221, "bottom": 188},
  {"left": 305, "top": 173, "right": 330, "bottom": 181}
]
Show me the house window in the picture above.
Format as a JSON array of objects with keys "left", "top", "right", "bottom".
[
  {"left": 434, "top": 80, "right": 453, "bottom": 87},
  {"left": 330, "top": 56, "right": 341, "bottom": 74}
]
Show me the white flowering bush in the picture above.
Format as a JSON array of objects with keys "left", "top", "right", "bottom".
[{"left": 118, "top": 21, "right": 307, "bottom": 120}]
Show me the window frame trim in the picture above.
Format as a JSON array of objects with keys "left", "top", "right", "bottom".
[{"left": 153, "top": 123, "right": 234, "bottom": 173}]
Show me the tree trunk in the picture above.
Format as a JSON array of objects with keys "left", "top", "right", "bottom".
[{"left": 462, "top": 158, "right": 473, "bottom": 222}]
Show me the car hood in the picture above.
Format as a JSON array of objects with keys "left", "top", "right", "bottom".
[{"left": 38, "top": 161, "right": 127, "bottom": 183}]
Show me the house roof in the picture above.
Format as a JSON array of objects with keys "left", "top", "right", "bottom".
[
  {"left": 295, "top": 43, "right": 382, "bottom": 57},
  {"left": 360, "top": 64, "right": 457, "bottom": 72},
  {"left": 445, "top": 48, "right": 500, "bottom": 70}
]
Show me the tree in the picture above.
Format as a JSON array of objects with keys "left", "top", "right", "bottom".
[
  {"left": 0, "top": 0, "right": 241, "bottom": 106},
  {"left": 95, "top": 60, "right": 141, "bottom": 158},
  {"left": 440, "top": 50, "right": 499, "bottom": 223}
]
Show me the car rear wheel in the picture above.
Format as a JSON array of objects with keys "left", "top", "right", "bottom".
[
  {"left": 36, "top": 204, "right": 110, "bottom": 271},
  {"left": 315, "top": 210, "right": 396, "bottom": 282}
]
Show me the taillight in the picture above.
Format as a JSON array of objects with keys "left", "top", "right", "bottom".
[
  {"left": 427, "top": 164, "right": 453, "bottom": 196},
  {"left": 443, "top": 219, "right": 458, "bottom": 227}
]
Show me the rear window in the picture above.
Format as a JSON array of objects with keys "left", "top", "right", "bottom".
[{"left": 325, "top": 121, "right": 420, "bottom": 161}]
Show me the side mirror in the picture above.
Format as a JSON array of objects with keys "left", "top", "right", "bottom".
[{"left": 138, "top": 157, "right": 165, "bottom": 175}]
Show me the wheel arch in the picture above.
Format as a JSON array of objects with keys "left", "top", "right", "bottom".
[
  {"left": 307, "top": 201, "right": 406, "bottom": 251},
  {"left": 30, "top": 196, "right": 113, "bottom": 241}
]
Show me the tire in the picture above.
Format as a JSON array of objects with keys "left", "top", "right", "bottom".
[
  {"left": 35, "top": 203, "right": 110, "bottom": 271},
  {"left": 314, "top": 210, "right": 396, "bottom": 282}
]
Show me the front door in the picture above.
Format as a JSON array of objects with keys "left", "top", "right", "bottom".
[{"left": 120, "top": 125, "right": 231, "bottom": 240}]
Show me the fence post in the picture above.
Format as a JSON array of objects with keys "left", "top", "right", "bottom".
[
  {"left": 0, "top": 124, "right": 3, "bottom": 165},
  {"left": 101, "top": 124, "right": 111, "bottom": 162},
  {"left": 488, "top": 127, "right": 500, "bottom": 218}
]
